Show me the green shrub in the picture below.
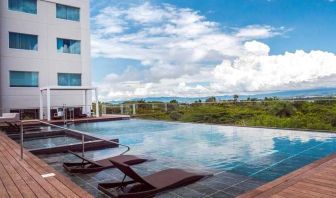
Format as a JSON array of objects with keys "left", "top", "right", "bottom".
[
  {"left": 269, "top": 102, "right": 296, "bottom": 117},
  {"left": 169, "top": 111, "right": 182, "bottom": 121}
]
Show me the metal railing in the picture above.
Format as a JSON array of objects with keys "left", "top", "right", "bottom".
[
  {"left": 102, "top": 98, "right": 336, "bottom": 116},
  {"left": 2, "top": 105, "right": 95, "bottom": 121},
  {"left": 18, "top": 120, "right": 131, "bottom": 159}
]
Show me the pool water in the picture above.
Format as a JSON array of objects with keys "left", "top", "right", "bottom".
[
  {"left": 69, "top": 119, "right": 336, "bottom": 182},
  {"left": 23, "top": 136, "right": 80, "bottom": 149}
]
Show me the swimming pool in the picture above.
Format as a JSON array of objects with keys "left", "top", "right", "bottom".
[{"left": 69, "top": 119, "right": 336, "bottom": 182}]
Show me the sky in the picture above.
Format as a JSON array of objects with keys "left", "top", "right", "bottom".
[{"left": 89, "top": 0, "right": 336, "bottom": 101}]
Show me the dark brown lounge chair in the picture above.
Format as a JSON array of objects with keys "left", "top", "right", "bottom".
[
  {"left": 63, "top": 151, "right": 149, "bottom": 173},
  {"left": 98, "top": 159, "right": 211, "bottom": 198}
]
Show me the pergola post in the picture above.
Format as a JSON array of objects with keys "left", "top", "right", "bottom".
[
  {"left": 84, "top": 90, "right": 88, "bottom": 115},
  {"left": 47, "top": 88, "right": 51, "bottom": 121},
  {"left": 39, "top": 90, "right": 43, "bottom": 120},
  {"left": 95, "top": 88, "right": 99, "bottom": 117}
]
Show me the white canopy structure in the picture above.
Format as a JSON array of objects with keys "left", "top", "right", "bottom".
[{"left": 39, "top": 86, "right": 99, "bottom": 121}]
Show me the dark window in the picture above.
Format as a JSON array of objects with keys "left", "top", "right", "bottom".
[
  {"left": 10, "top": 71, "right": 39, "bottom": 87},
  {"left": 58, "top": 73, "right": 81, "bottom": 86},
  {"left": 56, "top": 4, "right": 80, "bottom": 21},
  {"left": 9, "top": 32, "right": 38, "bottom": 51},
  {"left": 8, "top": 0, "right": 37, "bottom": 14},
  {"left": 57, "top": 38, "right": 80, "bottom": 54}
]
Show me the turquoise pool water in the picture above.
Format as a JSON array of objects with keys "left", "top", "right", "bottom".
[{"left": 69, "top": 119, "right": 336, "bottom": 182}]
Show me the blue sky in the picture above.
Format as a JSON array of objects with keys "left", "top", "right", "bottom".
[{"left": 89, "top": 0, "right": 336, "bottom": 100}]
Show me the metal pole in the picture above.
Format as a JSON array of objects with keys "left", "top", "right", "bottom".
[
  {"left": 39, "top": 90, "right": 43, "bottom": 120},
  {"left": 20, "top": 121, "right": 23, "bottom": 159},
  {"left": 82, "top": 134, "right": 85, "bottom": 157},
  {"left": 95, "top": 88, "right": 99, "bottom": 117},
  {"left": 63, "top": 104, "right": 66, "bottom": 125},
  {"left": 47, "top": 88, "right": 51, "bottom": 121}
]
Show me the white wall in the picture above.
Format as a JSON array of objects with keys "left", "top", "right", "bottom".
[{"left": 0, "top": 0, "right": 91, "bottom": 114}]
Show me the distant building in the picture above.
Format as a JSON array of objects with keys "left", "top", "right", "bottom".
[{"left": 0, "top": 0, "right": 92, "bottom": 120}]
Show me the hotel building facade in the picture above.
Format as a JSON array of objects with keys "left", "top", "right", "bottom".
[{"left": 0, "top": 0, "right": 93, "bottom": 120}]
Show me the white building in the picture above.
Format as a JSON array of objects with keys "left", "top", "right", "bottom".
[{"left": 0, "top": 0, "right": 94, "bottom": 120}]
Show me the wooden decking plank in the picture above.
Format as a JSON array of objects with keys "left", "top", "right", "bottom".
[
  {"left": 296, "top": 181, "right": 336, "bottom": 195},
  {"left": 0, "top": 156, "right": 23, "bottom": 198},
  {"left": 26, "top": 153, "right": 91, "bottom": 198},
  {"left": 306, "top": 177, "right": 336, "bottom": 188},
  {"left": 270, "top": 195, "right": 286, "bottom": 198},
  {"left": 9, "top": 144, "right": 91, "bottom": 197},
  {"left": 0, "top": 149, "right": 36, "bottom": 198},
  {"left": 280, "top": 188, "right": 327, "bottom": 198},
  {"left": 0, "top": 133, "right": 92, "bottom": 198},
  {"left": 277, "top": 189, "right": 313, "bottom": 198},
  {"left": 0, "top": 146, "right": 51, "bottom": 198},
  {"left": 238, "top": 153, "right": 336, "bottom": 198},
  {"left": 0, "top": 137, "right": 64, "bottom": 198},
  {"left": 286, "top": 184, "right": 334, "bottom": 198},
  {"left": 5, "top": 134, "right": 92, "bottom": 198},
  {"left": 0, "top": 178, "right": 9, "bottom": 198},
  {"left": 1, "top": 134, "right": 78, "bottom": 198}
]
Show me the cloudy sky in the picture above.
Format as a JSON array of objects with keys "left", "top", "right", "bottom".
[{"left": 90, "top": 0, "right": 336, "bottom": 101}]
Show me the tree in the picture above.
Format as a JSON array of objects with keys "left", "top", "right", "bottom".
[
  {"left": 170, "top": 99, "right": 178, "bottom": 104},
  {"left": 205, "top": 96, "right": 216, "bottom": 103},
  {"left": 194, "top": 99, "right": 202, "bottom": 103},
  {"left": 233, "top": 94, "right": 239, "bottom": 102}
]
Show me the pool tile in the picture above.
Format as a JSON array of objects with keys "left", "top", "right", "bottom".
[
  {"left": 170, "top": 187, "right": 205, "bottom": 198},
  {"left": 209, "top": 191, "right": 235, "bottom": 198},
  {"left": 251, "top": 170, "right": 283, "bottom": 182},
  {"left": 155, "top": 192, "right": 182, "bottom": 198},
  {"left": 200, "top": 179, "right": 231, "bottom": 190},
  {"left": 212, "top": 175, "right": 246, "bottom": 186},
  {"left": 223, "top": 186, "right": 247, "bottom": 196},
  {"left": 229, "top": 164, "right": 264, "bottom": 176},
  {"left": 233, "top": 180, "right": 263, "bottom": 191},
  {"left": 187, "top": 183, "right": 218, "bottom": 195}
]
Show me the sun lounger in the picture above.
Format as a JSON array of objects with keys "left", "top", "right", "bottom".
[
  {"left": 0, "top": 113, "right": 21, "bottom": 132},
  {"left": 0, "top": 113, "right": 20, "bottom": 123},
  {"left": 98, "top": 158, "right": 211, "bottom": 197},
  {"left": 63, "top": 151, "right": 149, "bottom": 173}
]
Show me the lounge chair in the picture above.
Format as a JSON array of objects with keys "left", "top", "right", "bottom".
[
  {"left": 0, "top": 113, "right": 20, "bottom": 122},
  {"left": 0, "top": 113, "right": 20, "bottom": 132},
  {"left": 63, "top": 151, "right": 149, "bottom": 173},
  {"left": 98, "top": 159, "right": 211, "bottom": 198}
]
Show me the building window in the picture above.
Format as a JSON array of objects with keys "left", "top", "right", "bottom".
[
  {"left": 8, "top": 0, "right": 37, "bottom": 14},
  {"left": 58, "top": 73, "right": 81, "bottom": 86},
  {"left": 56, "top": 4, "right": 80, "bottom": 21},
  {"left": 10, "top": 71, "right": 39, "bottom": 87},
  {"left": 57, "top": 38, "right": 80, "bottom": 54},
  {"left": 9, "top": 32, "right": 38, "bottom": 51}
]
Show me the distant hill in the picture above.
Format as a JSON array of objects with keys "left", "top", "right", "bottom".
[{"left": 107, "top": 87, "right": 336, "bottom": 104}]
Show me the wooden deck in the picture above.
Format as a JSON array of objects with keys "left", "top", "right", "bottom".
[
  {"left": 0, "top": 132, "right": 93, "bottom": 198},
  {"left": 238, "top": 153, "right": 336, "bottom": 198}
]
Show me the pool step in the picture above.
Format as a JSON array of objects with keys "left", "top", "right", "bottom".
[{"left": 29, "top": 139, "right": 119, "bottom": 155}]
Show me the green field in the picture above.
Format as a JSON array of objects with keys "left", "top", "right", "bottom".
[{"left": 105, "top": 99, "right": 336, "bottom": 132}]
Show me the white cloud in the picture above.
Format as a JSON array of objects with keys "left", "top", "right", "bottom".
[
  {"left": 91, "top": 2, "right": 336, "bottom": 101},
  {"left": 212, "top": 45, "right": 336, "bottom": 92},
  {"left": 235, "top": 25, "right": 283, "bottom": 39}
]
